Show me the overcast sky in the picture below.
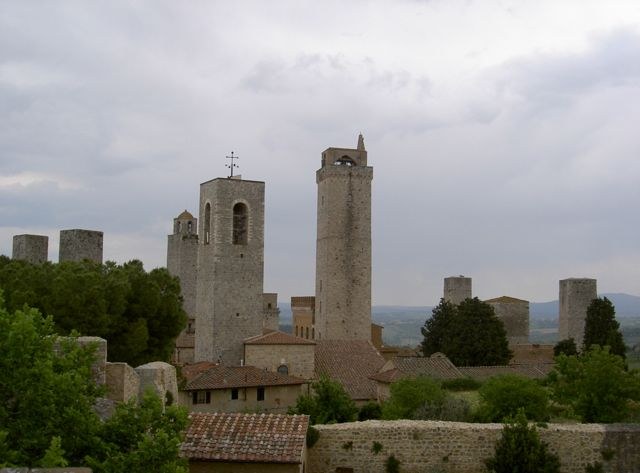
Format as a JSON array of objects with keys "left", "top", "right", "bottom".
[{"left": 1, "top": 1, "right": 640, "bottom": 305}]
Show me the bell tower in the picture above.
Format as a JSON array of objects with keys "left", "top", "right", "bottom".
[{"left": 314, "top": 134, "right": 373, "bottom": 340}]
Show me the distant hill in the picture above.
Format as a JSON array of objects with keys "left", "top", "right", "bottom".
[{"left": 278, "top": 293, "right": 640, "bottom": 347}]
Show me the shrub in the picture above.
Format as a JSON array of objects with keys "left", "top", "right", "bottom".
[
  {"left": 477, "top": 374, "right": 549, "bottom": 422},
  {"left": 412, "top": 396, "right": 471, "bottom": 422},
  {"left": 385, "top": 454, "right": 401, "bottom": 473},
  {"left": 485, "top": 410, "right": 560, "bottom": 473},
  {"left": 358, "top": 401, "right": 382, "bottom": 421},
  {"left": 554, "top": 338, "right": 578, "bottom": 357},
  {"left": 441, "top": 377, "right": 482, "bottom": 391},
  {"left": 306, "top": 427, "right": 319, "bottom": 448},
  {"left": 382, "top": 377, "right": 446, "bottom": 420}
]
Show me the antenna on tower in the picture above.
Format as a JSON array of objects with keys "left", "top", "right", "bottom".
[{"left": 226, "top": 151, "right": 239, "bottom": 178}]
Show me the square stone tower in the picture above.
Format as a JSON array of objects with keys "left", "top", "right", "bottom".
[
  {"left": 12, "top": 234, "right": 48, "bottom": 264},
  {"left": 194, "top": 177, "right": 265, "bottom": 364},
  {"left": 485, "top": 296, "right": 529, "bottom": 346},
  {"left": 444, "top": 276, "right": 472, "bottom": 305},
  {"left": 314, "top": 134, "right": 372, "bottom": 341},
  {"left": 59, "top": 229, "right": 103, "bottom": 264},
  {"left": 167, "top": 210, "right": 199, "bottom": 364},
  {"left": 559, "top": 278, "right": 597, "bottom": 348}
]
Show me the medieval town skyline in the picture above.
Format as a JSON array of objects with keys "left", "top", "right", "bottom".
[{"left": 2, "top": 1, "right": 640, "bottom": 305}]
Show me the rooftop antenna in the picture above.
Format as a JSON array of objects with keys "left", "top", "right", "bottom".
[{"left": 226, "top": 151, "right": 239, "bottom": 178}]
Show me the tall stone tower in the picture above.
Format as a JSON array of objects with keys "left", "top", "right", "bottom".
[
  {"left": 485, "top": 296, "right": 529, "bottom": 346},
  {"left": 167, "top": 210, "right": 199, "bottom": 364},
  {"left": 194, "top": 177, "right": 265, "bottom": 364},
  {"left": 559, "top": 278, "right": 597, "bottom": 349},
  {"left": 12, "top": 234, "right": 48, "bottom": 264},
  {"left": 59, "top": 229, "right": 103, "bottom": 264},
  {"left": 314, "top": 134, "right": 372, "bottom": 341},
  {"left": 444, "top": 276, "right": 472, "bottom": 305}
]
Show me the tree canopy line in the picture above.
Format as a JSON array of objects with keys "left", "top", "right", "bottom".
[{"left": 0, "top": 256, "right": 186, "bottom": 366}]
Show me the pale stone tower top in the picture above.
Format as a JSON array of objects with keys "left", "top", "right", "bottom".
[
  {"left": 357, "top": 133, "right": 365, "bottom": 151},
  {"left": 443, "top": 276, "right": 472, "bottom": 305},
  {"left": 320, "top": 134, "right": 368, "bottom": 168}
]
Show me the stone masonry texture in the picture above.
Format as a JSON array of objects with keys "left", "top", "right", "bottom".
[
  {"left": 444, "top": 276, "right": 472, "bottom": 305},
  {"left": 307, "top": 420, "right": 640, "bottom": 473},
  {"left": 315, "top": 137, "right": 372, "bottom": 341},
  {"left": 12, "top": 234, "right": 48, "bottom": 264},
  {"left": 486, "top": 296, "right": 529, "bottom": 346},
  {"left": 559, "top": 278, "right": 597, "bottom": 349},
  {"left": 58, "top": 229, "right": 103, "bottom": 264},
  {"left": 194, "top": 178, "right": 265, "bottom": 364}
]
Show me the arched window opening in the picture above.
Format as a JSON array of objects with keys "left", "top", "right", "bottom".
[
  {"left": 233, "top": 203, "right": 248, "bottom": 245},
  {"left": 187, "top": 221, "right": 193, "bottom": 234},
  {"left": 277, "top": 364, "right": 289, "bottom": 375},
  {"left": 334, "top": 155, "right": 355, "bottom": 166},
  {"left": 176, "top": 221, "right": 182, "bottom": 233},
  {"left": 295, "top": 326, "right": 298, "bottom": 337},
  {"left": 312, "top": 328, "right": 315, "bottom": 339},
  {"left": 204, "top": 203, "right": 211, "bottom": 244},
  {"left": 305, "top": 327, "right": 309, "bottom": 339}
]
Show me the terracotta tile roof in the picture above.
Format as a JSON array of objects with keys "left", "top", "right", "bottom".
[
  {"left": 185, "top": 365, "right": 305, "bottom": 391},
  {"left": 370, "top": 354, "right": 462, "bottom": 383},
  {"left": 181, "top": 361, "right": 218, "bottom": 383},
  {"left": 457, "top": 363, "right": 553, "bottom": 381},
  {"left": 244, "top": 330, "right": 316, "bottom": 345},
  {"left": 314, "top": 340, "right": 385, "bottom": 401},
  {"left": 181, "top": 412, "right": 309, "bottom": 464}
]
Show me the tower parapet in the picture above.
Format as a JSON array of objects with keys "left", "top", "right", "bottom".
[
  {"left": 444, "top": 276, "right": 472, "bottom": 305},
  {"left": 12, "top": 234, "right": 48, "bottom": 264},
  {"left": 59, "top": 229, "right": 103, "bottom": 264}
]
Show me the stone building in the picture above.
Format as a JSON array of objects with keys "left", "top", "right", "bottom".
[
  {"left": 291, "top": 296, "right": 315, "bottom": 339},
  {"left": 12, "top": 234, "right": 48, "bottom": 264},
  {"left": 194, "top": 177, "right": 265, "bottom": 365},
  {"left": 244, "top": 330, "right": 316, "bottom": 380},
  {"left": 179, "top": 365, "right": 306, "bottom": 414},
  {"left": 443, "top": 275, "right": 472, "bottom": 305},
  {"left": 59, "top": 229, "right": 104, "bottom": 264},
  {"left": 314, "top": 134, "right": 373, "bottom": 341},
  {"left": 262, "top": 293, "right": 280, "bottom": 332},
  {"left": 485, "top": 296, "right": 529, "bottom": 346},
  {"left": 167, "top": 210, "right": 199, "bottom": 364},
  {"left": 559, "top": 278, "right": 597, "bottom": 349}
]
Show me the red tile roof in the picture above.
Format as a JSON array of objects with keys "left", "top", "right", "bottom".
[
  {"left": 314, "top": 340, "right": 385, "bottom": 401},
  {"left": 182, "top": 412, "right": 309, "bottom": 464},
  {"left": 244, "top": 330, "right": 316, "bottom": 345},
  {"left": 458, "top": 363, "right": 553, "bottom": 381},
  {"left": 181, "top": 361, "right": 218, "bottom": 383},
  {"left": 185, "top": 365, "right": 305, "bottom": 391},
  {"left": 370, "top": 353, "right": 462, "bottom": 383}
]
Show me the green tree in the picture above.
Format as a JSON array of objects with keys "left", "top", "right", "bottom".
[
  {"left": 485, "top": 410, "right": 560, "bottom": 473},
  {"left": 583, "top": 297, "right": 626, "bottom": 358},
  {"left": 289, "top": 376, "right": 357, "bottom": 424},
  {"left": 548, "top": 346, "right": 640, "bottom": 422},
  {"left": 553, "top": 338, "right": 578, "bottom": 357},
  {"left": 421, "top": 298, "right": 511, "bottom": 366},
  {"left": 0, "top": 298, "right": 188, "bottom": 470},
  {"left": 0, "top": 257, "right": 186, "bottom": 366},
  {"left": 477, "top": 374, "right": 549, "bottom": 422},
  {"left": 381, "top": 377, "right": 446, "bottom": 420}
]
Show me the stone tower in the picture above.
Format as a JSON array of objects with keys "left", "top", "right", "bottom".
[
  {"left": 485, "top": 296, "right": 529, "bottom": 346},
  {"left": 314, "top": 134, "right": 372, "bottom": 341},
  {"left": 167, "top": 210, "right": 199, "bottom": 364},
  {"left": 559, "top": 278, "right": 597, "bottom": 349},
  {"left": 194, "top": 177, "right": 265, "bottom": 364},
  {"left": 444, "top": 276, "right": 472, "bottom": 305},
  {"left": 59, "top": 229, "right": 103, "bottom": 264},
  {"left": 12, "top": 234, "right": 48, "bottom": 264}
]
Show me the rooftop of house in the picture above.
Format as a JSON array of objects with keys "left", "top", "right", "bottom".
[
  {"left": 484, "top": 295, "right": 529, "bottom": 303},
  {"left": 370, "top": 353, "right": 462, "bottom": 383},
  {"left": 181, "top": 361, "right": 218, "bottom": 383},
  {"left": 314, "top": 340, "right": 385, "bottom": 401},
  {"left": 244, "top": 330, "right": 316, "bottom": 346},
  {"left": 184, "top": 365, "right": 306, "bottom": 391},
  {"left": 181, "top": 412, "right": 309, "bottom": 464},
  {"left": 457, "top": 363, "right": 553, "bottom": 381}
]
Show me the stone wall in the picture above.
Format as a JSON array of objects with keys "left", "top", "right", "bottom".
[
  {"left": 135, "top": 361, "right": 179, "bottom": 405},
  {"left": 307, "top": 420, "right": 640, "bottom": 473},
  {"left": 12, "top": 234, "right": 48, "bottom": 264},
  {"left": 245, "top": 343, "right": 315, "bottom": 380},
  {"left": 58, "top": 229, "right": 103, "bottom": 264},
  {"left": 263, "top": 293, "right": 281, "bottom": 331},
  {"left": 105, "top": 362, "right": 139, "bottom": 403}
]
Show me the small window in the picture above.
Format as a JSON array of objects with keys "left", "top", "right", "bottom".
[
  {"left": 231, "top": 388, "right": 239, "bottom": 400},
  {"left": 267, "top": 303, "right": 272, "bottom": 309},
  {"left": 204, "top": 203, "right": 211, "bottom": 244},
  {"left": 177, "top": 221, "right": 182, "bottom": 233},
  {"left": 295, "top": 326, "right": 298, "bottom": 336},
  {"left": 305, "top": 327, "right": 309, "bottom": 339},
  {"left": 277, "top": 364, "right": 289, "bottom": 375},
  {"left": 257, "top": 387, "right": 265, "bottom": 402},
  {"left": 193, "top": 391, "right": 210, "bottom": 404},
  {"left": 187, "top": 221, "right": 193, "bottom": 234},
  {"left": 312, "top": 328, "right": 315, "bottom": 339}
]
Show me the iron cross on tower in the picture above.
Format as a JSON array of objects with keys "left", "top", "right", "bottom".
[{"left": 226, "top": 151, "right": 239, "bottom": 178}]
